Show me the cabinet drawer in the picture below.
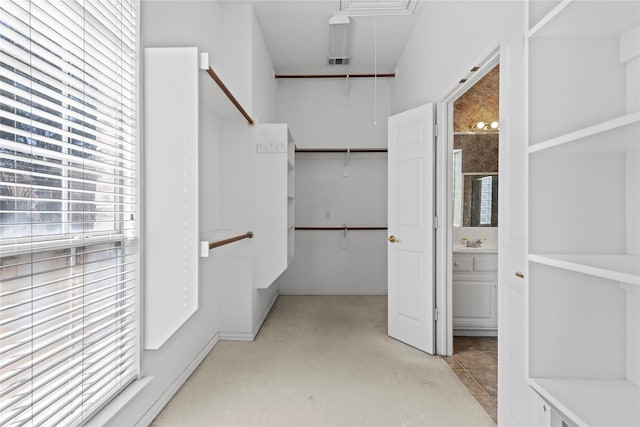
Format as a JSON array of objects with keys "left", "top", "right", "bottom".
[
  {"left": 474, "top": 254, "right": 498, "bottom": 272},
  {"left": 452, "top": 255, "right": 474, "bottom": 272}
]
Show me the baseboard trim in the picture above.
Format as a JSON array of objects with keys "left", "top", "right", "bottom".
[
  {"left": 218, "top": 331, "right": 254, "bottom": 341},
  {"left": 136, "top": 332, "right": 220, "bottom": 426},
  {"left": 453, "top": 329, "right": 497, "bottom": 337},
  {"left": 253, "top": 291, "right": 279, "bottom": 337},
  {"left": 278, "top": 289, "right": 388, "bottom": 296}
]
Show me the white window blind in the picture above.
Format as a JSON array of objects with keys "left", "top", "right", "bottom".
[{"left": 0, "top": 1, "right": 139, "bottom": 425}]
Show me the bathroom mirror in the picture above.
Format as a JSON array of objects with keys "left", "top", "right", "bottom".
[
  {"left": 453, "top": 140, "right": 498, "bottom": 227},
  {"left": 453, "top": 160, "right": 498, "bottom": 227},
  {"left": 462, "top": 173, "right": 497, "bottom": 227}
]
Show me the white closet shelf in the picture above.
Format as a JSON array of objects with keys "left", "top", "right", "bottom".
[
  {"left": 529, "top": 0, "right": 640, "bottom": 38},
  {"left": 529, "top": 378, "right": 640, "bottom": 427},
  {"left": 529, "top": 253, "right": 640, "bottom": 286},
  {"left": 528, "top": 113, "right": 640, "bottom": 154}
]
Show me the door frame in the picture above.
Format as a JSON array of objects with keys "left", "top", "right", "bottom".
[{"left": 435, "top": 47, "right": 500, "bottom": 356}]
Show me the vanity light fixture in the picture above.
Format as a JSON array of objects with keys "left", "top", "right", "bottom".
[{"left": 474, "top": 120, "right": 500, "bottom": 131}]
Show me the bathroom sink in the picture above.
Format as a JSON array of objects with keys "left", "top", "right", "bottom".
[{"left": 453, "top": 245, "right": 498, "bottom": 253}]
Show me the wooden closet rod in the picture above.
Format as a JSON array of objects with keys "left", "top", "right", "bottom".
[
  {"left": 295, "top": 226, "right": 387, "bottom": 231},
  {"left": 209, "top": 231, "right": 254, "bottom": 250},
  {"left": 275, "top": 73, "right": 395, "bottom": 79},
  {"left": 296, "top": 148, "right": 388, "bottom": 153},
  {"left": 205, "top": 66, "right": 255, "bottom": 126}
]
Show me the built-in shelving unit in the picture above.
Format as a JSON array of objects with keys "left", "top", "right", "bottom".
[
  {"left": 287, "top": 132, "right": 295, "bottom": 265},
  {"left": 528, "top": 378, "right": 640, "bottom": 427},
  {"left": 529, "top": 254, "right": 639, "bottom": 287},
  {"left": 526, "top": 1, "right": 640, "bottom": 425},
  {"left": 254, "top": 124, "right": 295, "bottom": 287}
]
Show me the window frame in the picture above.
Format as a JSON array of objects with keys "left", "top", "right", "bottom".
[{"left": 0, "top": 1, "right": 142, "bottom": 424}]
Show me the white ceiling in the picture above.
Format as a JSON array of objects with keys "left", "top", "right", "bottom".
[{"left": 244, "top": 1, "right": 424, "bottom": 75}]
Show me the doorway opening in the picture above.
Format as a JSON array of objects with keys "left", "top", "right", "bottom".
[
  {"left": 438, "top": 52, "right": 500, "bottom": 422},
  {"left": 450, "top": 64, "right": 500, "bottom": 339}
]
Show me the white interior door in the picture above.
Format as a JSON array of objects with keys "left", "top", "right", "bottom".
[
  {"left": 387, "top": 103, "right": 435, "bottom": 354},
  {"left": 498, "top": 6, "right": 537, "bottom": 425}
]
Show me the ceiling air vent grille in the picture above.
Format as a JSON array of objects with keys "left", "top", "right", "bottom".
[{"left": 328, "top": 57, "right": 351, "bottom": 65}]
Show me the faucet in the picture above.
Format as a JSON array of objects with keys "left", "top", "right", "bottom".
[{"left": 462, "top": 237, "right": 484, "bottom": 248}]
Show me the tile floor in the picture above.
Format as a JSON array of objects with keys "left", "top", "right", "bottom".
[{"left": 443, "top": 336, "right": 498, "bottom": 423}]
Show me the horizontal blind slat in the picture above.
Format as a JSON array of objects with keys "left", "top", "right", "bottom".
[
  {"left": 0, "top": 80, "right": 137, "bottom": 141},
  {"left": 7, "top": 2, "right": 137, "bottom": 85},
  {"left": 1, "top": 43, "right": 136, "bottom": 117},
  {"left": 0, "top": 317, "right": 137, "bottom": 404},
  {"left": 0, "top": 151, "right": 137, "bottom": 184},
  {"left": 0, "top": 132, "right": 135, "bottom": 174},
  {"left": 1, "top": 337, "right": 137, "bottom": 426},
  {"left": 1, "top": 89, "right": 136, "bottom": 155},
  {"left": 0, "top": 316, "right": 137, "bottom": 384},
  {"left": 0, "top": 257, "right": 136, "bottom": 297},
  {"left": 0, "top": 276, "right": 135, "bottom": 327},
  {"left": 1, "top": 96, "right": 136, "bottom": 151},
  {"left": 0, "top": 291, "right": 135, "bottom": 343},
  {"left": 0, "top": 166, "right": 135, "bottom": 193},
  {"left": 0, "top": 0, "right": 139, "bottom": 424},
  {"left": 0, "top": 300, "right": 136, "bottom": 360}
]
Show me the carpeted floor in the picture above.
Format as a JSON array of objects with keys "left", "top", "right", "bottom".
[{"left": 152, "top": 295, "right": 495, "bottom": 426}]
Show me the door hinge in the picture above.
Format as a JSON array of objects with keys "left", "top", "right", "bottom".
[
  {"left": 433, "top": 216, "right": 439, "bottom": 229},
  {"left": 433, "top": 307, "right": 439, "bottom": 321},
  {"left": 434, "top": 126, "right": 438, "bottom": 137}
]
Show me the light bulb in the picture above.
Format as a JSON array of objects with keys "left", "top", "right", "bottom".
[
  {"left": 476, "top": 121, "right": 485, "bottom": 130},
  {"left": 490, "top": 121, "right": 499, "bottom": 129}
]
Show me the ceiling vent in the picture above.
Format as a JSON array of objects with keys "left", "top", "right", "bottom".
[
  {"left": 328, "top": 57, "right": 351, "bottom": 65},
  {"left": 329, "top": 15, "right": 351, "bottom": 66},
  {"left": 334, "top": 0, "right": 417, "bottom": 16}
]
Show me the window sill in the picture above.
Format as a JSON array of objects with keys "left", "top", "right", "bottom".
[{"left": 85, "top": 376, "right": 153, "bottom": 427}]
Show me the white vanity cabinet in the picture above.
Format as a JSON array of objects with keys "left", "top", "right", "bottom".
[{"left": 452, "top": 252, "right": 498, "bottom": 334}]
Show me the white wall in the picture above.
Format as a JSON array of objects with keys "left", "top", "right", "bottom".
[
  {"left": 218, "top": 5, "right": 252, "bottom": 118},
  {"left": 103, "top": 2, "right": 279, "bottom": 424},
  {"left": 627, "top": 150, "right": 640, "bottom": 255},
  {"left": 252, "top": 10, "right": 277, "bottom": 124},
  {"left": 277, "top": 79, "right": 390, "bottom": 148},
  {"left": 250, "top": 10, "right": 280, "bottom": 327},
  {"left": 392, "top": 1, "right": 520, "bottom": 114},
  {"left": 104, "top": 2, "right": 224, "bottom": 426},
  {"left": 275, "top": 79, "right": 390, "bottom": 294},
  {"left": 279, "top": 153, "right": 388, "bottom": 294}
]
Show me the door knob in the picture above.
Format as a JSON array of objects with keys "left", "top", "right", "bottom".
[
  {"left": 388, "top": 235, "right": 398, "bottom": 243},
  {"left": 515, "top": 271, "right": 525, "bottom": 279}
]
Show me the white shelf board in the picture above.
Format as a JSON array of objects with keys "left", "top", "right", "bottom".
[
  {"left": 529, "top": 378, "right": 640, "bottom": 427},
  {"left": 529, "top": 0, "right": 640, "bottom": 38},
  {"left": 528, "top": 113, "right": 640, "bottom": 154},
  {"left": 529, "top": 253, "right": 640, "bottom": 286}
]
